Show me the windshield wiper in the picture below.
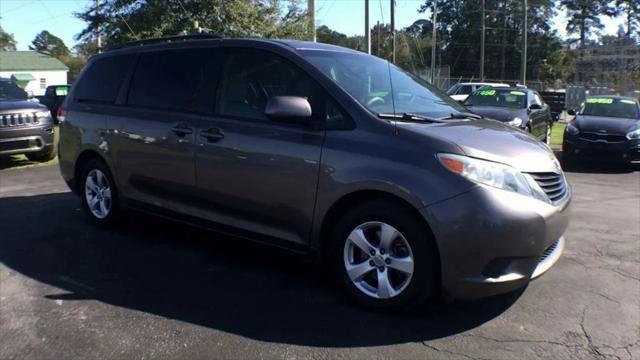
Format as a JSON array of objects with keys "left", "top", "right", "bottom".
[
  {"left": 440, "top": 112, "right": 483, "bottom": 120},
  {"left": 377, "top": 112, "right": 446, "bottom": 123}
]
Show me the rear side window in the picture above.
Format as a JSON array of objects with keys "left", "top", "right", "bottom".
[
  {"left": 74, "top": 55, "right": 134, "bottom": 104},
  {"left": 127, "top": 48, "right": 220, "bottom": 114}
]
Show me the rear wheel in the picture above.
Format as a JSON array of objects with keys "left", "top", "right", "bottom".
[
  {"left": 80, "top": 159, "right": 121, "bottom": 227},
  {"left": 329, "top": 200, "right": 438, "bottom": 309}
]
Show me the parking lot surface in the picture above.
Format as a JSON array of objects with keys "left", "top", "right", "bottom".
[{"left": 1, "top": 162, "right": 639, "bottom": 359}]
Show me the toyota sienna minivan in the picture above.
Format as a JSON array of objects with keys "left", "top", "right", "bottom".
[{"left": 58, "top": 35, "right": 571, "bottom": 308}]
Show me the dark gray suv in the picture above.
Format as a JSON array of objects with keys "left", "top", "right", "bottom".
[{"left": 58, "top": 35, "right": 571, "bottom": 308}]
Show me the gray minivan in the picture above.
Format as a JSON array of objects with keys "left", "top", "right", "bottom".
[{"left": 58, "top": 35, "right": 571, "bottom": 308}]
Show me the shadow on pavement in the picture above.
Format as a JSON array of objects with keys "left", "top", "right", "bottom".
[
  {"left": 0, "top": 192, "right": 522, "bottom": 347},
  {"left": 0, "top": 155, "right": 56, "bottom": 170}
]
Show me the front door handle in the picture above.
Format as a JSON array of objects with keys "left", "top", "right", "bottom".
[
  {"left": 200, "top": 128, "right": 224, "bottom": 143},
  {"left": 171, "top": 125, "right": 193, "bottom": 137}
]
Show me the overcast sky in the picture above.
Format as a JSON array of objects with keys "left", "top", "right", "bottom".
[{"left": 0, "top": 0, "right": 627, "bottom": 51}]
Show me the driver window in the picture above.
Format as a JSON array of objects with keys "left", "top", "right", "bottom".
[{"left": 216, "top": 49, "right": 322, "bottom": 123}]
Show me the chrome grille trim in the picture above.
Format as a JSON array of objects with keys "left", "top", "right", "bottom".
[
  {"left": 527, "top": 172, "right": 568, "bottom": 204},
  {"left": 0, "top": 112, "right": 40, "bottom": 128}
]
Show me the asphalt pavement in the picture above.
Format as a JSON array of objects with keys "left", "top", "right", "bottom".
[{"left": 0, "top": 161, "right": 638, "bottom": 359}]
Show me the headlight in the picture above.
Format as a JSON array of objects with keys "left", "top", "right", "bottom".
[
  {"left": 626, "top": 128, "right": 640, "bottom": 140},
  {"left": 35, "top": 111, "right": 51, "bottom": 120},
  {"left": 507, "top": 117, "right": 523, "bottom": 127},
  {"left": 565, "top": 122, "right": 579, "bottom": 135},
  {"left": 437, "top": 153, "right": 550, "bottom": 203}
]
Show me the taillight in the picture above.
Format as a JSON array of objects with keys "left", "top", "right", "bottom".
[{"left": 57, "top": 107, "right": 67, "bottom": 122}]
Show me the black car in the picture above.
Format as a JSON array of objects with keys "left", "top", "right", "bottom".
[
  {"left": 36, "top": 84, "right": 70, "bottom": 123},
  {"left": 0, "top": 78, "right": 56, "bottom": 162},
  {"left": 463, "top": 87, "right": 553, "bottom": 144},
  {"left": 563, "top": 96, "right": 640, "bottom": 163}
]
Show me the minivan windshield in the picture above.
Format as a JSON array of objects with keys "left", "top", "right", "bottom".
[
  {"left": 301, "top": 50, "right": 465, "bottom": 119},
  {"left": 464, "top": 88, "right": 527, "bottom": 109},
  {"left": 0, "top": 81, "right": 28, "bottom": 101},
  {"left": 580, "top": 98, "right": 639, "bottom": 119}
]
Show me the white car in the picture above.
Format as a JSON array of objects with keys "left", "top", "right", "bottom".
[{"left": 447, "top": 82, "right": 510, "bottom": 102}]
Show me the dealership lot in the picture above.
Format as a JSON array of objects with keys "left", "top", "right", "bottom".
[{"left": 0, "top": 162, "right": 638, "bottom": 359}]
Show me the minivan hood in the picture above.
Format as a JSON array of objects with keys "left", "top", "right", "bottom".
[
  {"left": 465, "top": 106, "right": 526, "bottom": 122},
  {"left": 399, "top": 119, "right": 559, "bottom": 173},
  {"left": 574, "top": 115, "right": 639, "bottom": 134}
]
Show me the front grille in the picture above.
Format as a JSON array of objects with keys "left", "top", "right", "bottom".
[
  {"left": 527, "top": 172, "right": 568, "bottom": 204},
  {"left": 0, "top": 113, "right": 40, "bottom": 128},
  {"left": 540, "top": 239, "right": 559, "bottom": 262},
  {"left": 579, "top": 132, "right": 627, "bottom": 143}
]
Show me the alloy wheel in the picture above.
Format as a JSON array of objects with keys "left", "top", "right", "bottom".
[
  {"left": 343, "top": 221, "right": 414, "bottom": 299},
  {"left": 84, "top": 169, "right": 112, "bottom": 219}
]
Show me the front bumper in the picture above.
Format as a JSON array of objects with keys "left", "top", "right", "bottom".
[
  {"left": 563, "top": 136, "right": 640, "bottom": 162},
  {"left": 0, "top": 124, "right": 55, "bottom": 156},
  {"left": 422, "top": 184, "right": 571, "bottom": 300}
]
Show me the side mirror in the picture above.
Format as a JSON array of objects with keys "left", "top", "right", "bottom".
[
  {"left": 529, "top": 103, "right": 543, "bottom": 111},
  {"left": 567, "top": 109, "right": 576, "bottom": 116},
  {"left": 265, "top": 96, "right": 312, "bottom": 122}
]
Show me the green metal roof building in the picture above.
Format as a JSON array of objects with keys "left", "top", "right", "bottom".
[{"left": 0, "top": 51, "right": 69, "bottom": 96}]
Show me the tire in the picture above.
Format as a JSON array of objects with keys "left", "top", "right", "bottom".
[
  {"left": 329, "top": 199, "right": 439, "bottom": 309},
  {"left": 26, "top": 145, "right": 57, "bottom": 162},
  {"left": 80, "top": 158, "right": 121, "bottom": 227}
]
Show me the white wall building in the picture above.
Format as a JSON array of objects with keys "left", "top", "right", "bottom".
[{"left": 0, "top": 51, "right": 68, "bottom": 96}]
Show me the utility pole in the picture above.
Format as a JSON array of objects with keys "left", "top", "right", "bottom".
[
  {"left": 308, "top": 0, "right": 316, "bottom": 42},
  {"left": 480, "top": 0, "right": 485, "bottom": 81},
  {"left": 365, "top": 0, "right": 371, "bottom": 54},
  {"left": 96, "top": 0, "right": 101, "bottom": 53},
  {"left": 521, "top": 0, "right": 527, "bottom": 85},
  {"left": 377, "top": 20, "right": 381, "bottom": 55},
  {"left": 431, "top": 1, "right": 437, "bottom": 84},
  {"left": 390, "top": 0, "right": 395, "bottom": 63}
]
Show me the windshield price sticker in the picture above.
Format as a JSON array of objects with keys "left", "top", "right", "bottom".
[
  {"left": 477, "top": 89, "right": 496, "bottom": 96},
  {"left": 510, "top": 91, "right": 525, "bottom": 96},
  {"left": 586, "top": 98, "right": 614, "bottom": 104}
]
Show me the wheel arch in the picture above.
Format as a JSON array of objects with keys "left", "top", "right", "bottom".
[
  {"left": 73, "top": 149, "right": 110, "bottom": 194},
  {"left": 317, "top": 190, "right": 442, "bottom": 282}
]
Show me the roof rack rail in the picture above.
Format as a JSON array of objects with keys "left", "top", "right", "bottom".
[{"left": 106, "top": 33, "right": 221, "bottom": 51}]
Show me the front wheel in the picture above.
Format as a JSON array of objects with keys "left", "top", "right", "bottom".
[
  {"left": 80, "top": 159, "right": 121, "bottom": 227},
  {"left": 329, "top": 200, "right": 439, "bottom": 309}
]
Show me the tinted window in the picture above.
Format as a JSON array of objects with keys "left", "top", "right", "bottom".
[
  {"left": 216, "top": 49, "right": 324, "bottom": 123},
  {"left": 127, "top": 49, "right": 219, "bottom": 114},
  {"left": 74, "top": 55, "right": 134, "bottom": 104},
  {"left": 458, "top": 85, "right": 473, "bottom": 95}
]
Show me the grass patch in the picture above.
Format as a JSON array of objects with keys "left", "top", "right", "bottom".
[{"left": 550, "top": 123, "right": 565, "bottom": 149}]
